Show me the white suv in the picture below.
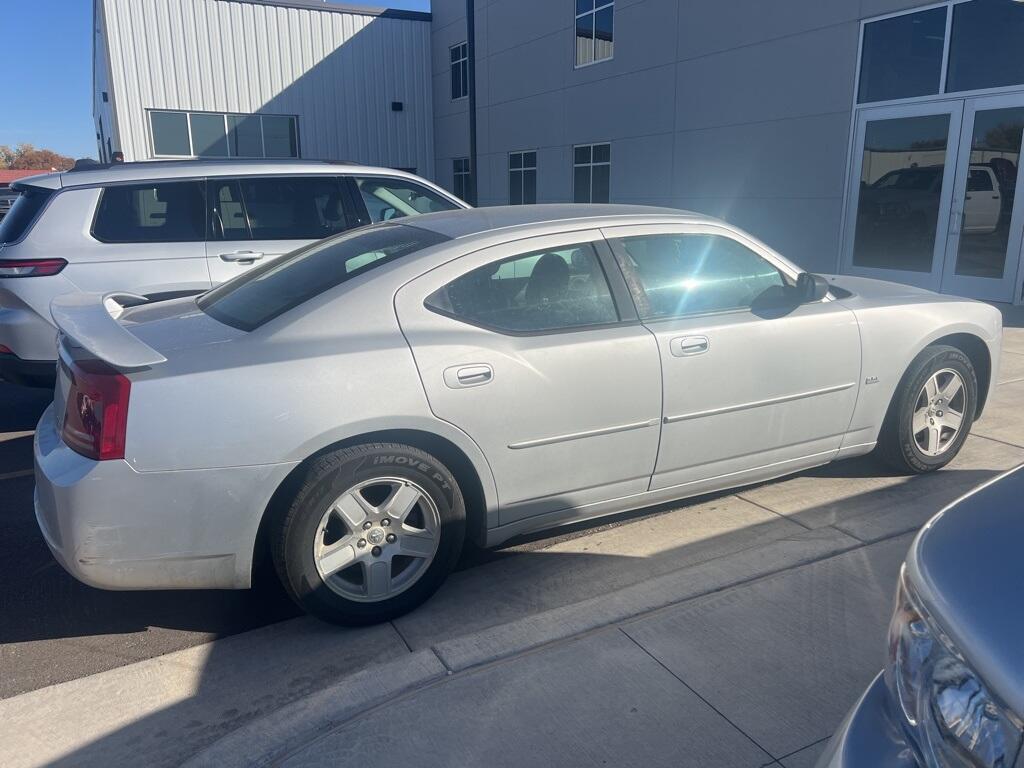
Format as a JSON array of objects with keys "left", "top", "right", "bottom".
[{"left": 0, "top": 159, "right": 468, "bottom": 386}]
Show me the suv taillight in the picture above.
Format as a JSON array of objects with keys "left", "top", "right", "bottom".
[
  {"left": 61, "top": 359, "right": 131, "bottom": 461},
  {"left": 0, "top": 258, "right": 67, "bottom": 277}
]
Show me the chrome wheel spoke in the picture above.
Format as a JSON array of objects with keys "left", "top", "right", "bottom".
[
  {"left": 333, "top": 492, "right": 373, "bottom": 530},
  {"left": 912, "top": 408, "right": 929, "bottom": 436},
  {"left": 318, "top": 539, "right": 358, "bottom": 576},
  {"left": 943, "top": 408, "right": 964, "bottom": 432},
  {"left": 924, "top": 375, "right": 940, "bottom": 400},
  {"left": 398, "top": 529, "right": 436, "bottom": 558},
  {"left": 384, "top": 483, "right": 422, "bottom": 523},
  {"left": 925, "top": 425, "right": 941, "bottom": 454},
  {"left": 365, "top": 560, "right": 392, "bottom": 599},
  {"left": 939, "top": 375, "right": 963, "bottom": 403}
]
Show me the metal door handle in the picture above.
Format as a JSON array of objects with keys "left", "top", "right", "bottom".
[
  {"left": 219, "top": 250, "right": 265, "bottom": 263},
  {"left": 670, "top": 336, "right": 709, "bottom": 357},
  {"left": 443, "top": 364, "right": 493, "bottom": 388}
]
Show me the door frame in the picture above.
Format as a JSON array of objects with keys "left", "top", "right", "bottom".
[
  {"left": 938, "top": 92, "right": 1024, "bottom": 302},
  {"left": 839, "top": 99, "right": 965, "bottom": 292}
]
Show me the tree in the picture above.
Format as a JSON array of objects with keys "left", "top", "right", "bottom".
[{"left": 0, "top": 143, "right": 75, "bottom": 171}]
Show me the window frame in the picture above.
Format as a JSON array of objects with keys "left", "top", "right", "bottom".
[
  {"left": 421, "top": 232, "right": 638, "bottom": 338},
  {"left": 573, "top": 143, "right": 611, "bottom": 204},
  {"left": 508, "top": 150, "right": 538, "bottom": 205},
  {"left": 450, "top": 41, "right": 469, "bottom": 101},
  {"left": 147, "top": 110, "right": 300, "bottom": 160},
  {"left": 574, "top": 0, "right": 615, "bottom": 69},
  {"left": 601, "top": 223, "right": 804, "bottom": 324}
]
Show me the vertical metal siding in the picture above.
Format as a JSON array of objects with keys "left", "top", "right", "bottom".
[{"left": 100, "top": 0, "right": 433, "bottom": 177}]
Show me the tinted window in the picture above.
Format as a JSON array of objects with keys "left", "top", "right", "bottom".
[
  {"left": 509, "top": 151, "right": 537, "bottom": 205},
  {"left": 355, "top": 177, "right": 460, "bottom": 223},
  {"left": 262, "top": 115, "right": 298, "bottom": 158},
  {"left": 0, "top": 186, "right": 53, "bottom": 244},
  {"left": 450, "top": 42, "right": 469, "bottom": 100},
  {"left": 858, "top": 8, "right": 946, "bottom": 103},
  {"left": 191, "top": 113, "right": 229, "bottom": 157},
  {"left": 947, "top": 0, "right": 1024, "bottom": 93},
  {"left": 150, "top": 111, "right": 191, "bottom": 156},
  {"left": 228, "top": 114, "right": 263, "bottom": 157},
  {"left": 425, "top": 244, "right": 618, "bottom": 333},
  {"left": 237, "top": 176, "right": 350, "bottom": 240},
  {"left": 199, "top": 224, "right": 449, "bottom": 331},
  {"left": 209, "top": 180, "right": 251, "bottom": 240},
  {"left": 611, "top": 234, "right": 786, "bottom": 319},
  {"left": 92, "top": 181, "right": 206, "bottom": 243}
]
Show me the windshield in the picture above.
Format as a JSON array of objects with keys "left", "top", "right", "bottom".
[
  {"left": 0, "top": 186, "right": 53, "bottom": 244},
  {"left": 198, "top": 223, "right": 449, "bottom": 331}
]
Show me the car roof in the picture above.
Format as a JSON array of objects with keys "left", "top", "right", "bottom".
[
  {"left": 403, "top": 204, "right": 716, "bottom": 240},
  {"left": 16, "top": 159, "right": 431, "bottom": 190}
]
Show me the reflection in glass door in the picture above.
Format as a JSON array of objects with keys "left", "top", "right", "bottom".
[
  {"left": 843, "top": 102, "right": 962, "bottom": 292},
  {"left": 940, "top": 95, "right": 1024, "bottom": 302}
]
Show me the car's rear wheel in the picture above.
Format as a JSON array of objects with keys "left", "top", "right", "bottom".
[
  {"left": 876, "top": 344, "right": 977, "bottom": 474},
  {"left": 272, "top": 442, "right": 465, "bottom": 625}
]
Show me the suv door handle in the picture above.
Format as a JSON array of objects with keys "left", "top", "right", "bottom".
[
  {"left": 670, "top": 336, "right": 709, "bottom": 357},
  {"left": 219, "top": 250, "right": 264, "bottom": 263},
  {"left": 443, "top": 364, "right": 493, "bottom": 388}
]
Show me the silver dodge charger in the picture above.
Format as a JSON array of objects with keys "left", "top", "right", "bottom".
[{"left": 33, "top": 205, "right": 1002, "bottom": 624}]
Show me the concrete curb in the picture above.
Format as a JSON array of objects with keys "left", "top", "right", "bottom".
[
  {"left": 182, "top": 649, "right": 448, "bottom": 768},
  {"left": 186, "top": 525, "right": 863, "bottom": 767}
]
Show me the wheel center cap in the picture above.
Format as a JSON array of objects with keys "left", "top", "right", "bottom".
[{"left": 367, "top": 528, "right": 386, "bottom": 546}]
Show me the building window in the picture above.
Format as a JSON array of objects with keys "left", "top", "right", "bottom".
[
  {"left": 450, "top": 42, "right": 469, "bottom": 100},
  {"left": 857, "top": 8, "right": 946, "bottom": 104},
  {"left": 575, "top": 1, "right": 613, "bottom": 68},
  {"left": 148, "top": 110, "right": 299, "bottom": 159},
  {"left": 453, "top": 157, "right": 471, "bottom": 200},
  {"left": 573, "top": 143, "right": 610, "bottom": 203},
  {"left": 508, "top": 151, "right": 537, "bottom": 205}
]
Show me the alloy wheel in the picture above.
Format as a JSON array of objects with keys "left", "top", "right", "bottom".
[{"left": 912, "top": 368, "right": 967, "bottom": 457}]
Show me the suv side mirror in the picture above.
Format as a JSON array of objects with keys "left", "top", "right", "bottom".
[{"left": 797, "top": 272, "right": 829, "bottom": 303}]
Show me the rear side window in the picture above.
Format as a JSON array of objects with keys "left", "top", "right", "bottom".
[
  {"left": 354, "top": 177, "right": 460, "bottom": 224},
  {"left": 425, "top": 243, "right": 619, "bottom": 333},
  {"left": 92, "top": 181, "right": 206, "bottom": 243},
  {"left": 198, "top": 223, "right": 449, "bottom": 331},
  {"left": 224, "top": 176, "right": 353, "bottom": 240},
  {"left": 0, "top": 186, "right": 54, "bottom": 244}
]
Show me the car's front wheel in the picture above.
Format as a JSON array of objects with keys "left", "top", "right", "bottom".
[
  {"left": 876, "top": 344, "right": 977, "bottom": 474},
  {"left": 273, "top": 442, "right": 465, "bottom": 625}
]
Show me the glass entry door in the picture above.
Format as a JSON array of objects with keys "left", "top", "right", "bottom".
[
  {"left": 844, "top": 96, "right": 1024, "bottom": 302},
  {"left": 842, "top": 101, "right": 963, "bottom": 292},
  {"left": 940, "top": 94, "right": 1024, "bottom": 302}
]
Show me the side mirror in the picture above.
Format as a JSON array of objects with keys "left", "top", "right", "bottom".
[{"left": 797, "top": 272, "right": 829, "bottom": 303}]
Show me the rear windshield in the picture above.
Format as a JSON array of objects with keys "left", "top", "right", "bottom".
[
  {"left": 0, "top": 186, "right": 53, "bottom": 244},
  {"left": 197, "top": 223, "right": 449, "bottom": 331}
]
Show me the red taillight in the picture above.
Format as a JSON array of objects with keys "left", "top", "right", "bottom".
[
  {"left": 0, "top": 258, "right": 67, "bottom": 277},
  {"left": 0, "top": 345, "right": 12, "bottom": 355},
  {"left": 61, "top": 359, "right": 131, "bottom": 461}
]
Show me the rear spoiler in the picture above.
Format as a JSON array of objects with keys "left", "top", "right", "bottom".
[{"left": 50, "top": 292, "right": 166, "bottom": 368}]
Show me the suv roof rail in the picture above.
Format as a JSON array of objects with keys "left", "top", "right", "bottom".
[{"left": 65, "top": 157, "right": 362, "bottom": 173}]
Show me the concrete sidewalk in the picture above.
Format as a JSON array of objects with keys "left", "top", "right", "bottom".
[{"left": 1, "top": 322, "right": 1022, "bottom": 767}]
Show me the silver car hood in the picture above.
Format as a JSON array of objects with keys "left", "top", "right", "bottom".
[{"left": 906, "top": 465, "right": 1024, "bottom": 718}]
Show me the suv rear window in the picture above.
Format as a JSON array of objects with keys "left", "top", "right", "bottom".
[
  {"left": 0, "top": 186, "right": 54, "bottom": 244},
  {"left": 198, "top": 223, "right": 449, "bottom": 331},
  {"left": 92, "top": 181, "right": 206, "bottom": 243}
]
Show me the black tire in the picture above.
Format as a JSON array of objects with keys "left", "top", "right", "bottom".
[
  {"left": 876, "top": 344, "right": 977, "bottom": 474},
  {"left": 272, "top": 442, "right": 465, "bottom": 625}
]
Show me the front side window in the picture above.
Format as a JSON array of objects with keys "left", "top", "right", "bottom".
[
  {"left": 610, "top": 233, "right": 786, "bottom": 319},
  {"left": 450, "top": 42, "right": 469, "bottom": 100},
  {"left": 453, "top": 158, "right": 471, "bottom": 201},
  {"left": 425, "top": 243, "right": 618, "bottom": 333},
  {"left": 148, "top": 111, "right": 299, "bottom": 159},
  {"left": 92, "top": 181, "right": 206, "bottom": 243},
  {"left": 354, "top": 177, "right": 460, "bottom": 224},
  {"left": 573, "top": 143, "right": 610, "bottom": 203},
  {"left": 857, "top": 8, "right": 946, "bottom": 104},
  {"left": 575, "top": 1, "right": 614, "bottom": 67},
  {"left": 199, "top": 224, "right": 450, "bottom": 331},
  {"left": 508, "top": 151, "right": 537, "bottom": 205}
]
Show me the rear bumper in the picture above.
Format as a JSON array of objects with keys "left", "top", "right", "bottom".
[
  {"left": 815, "top": 673, "right": 918, "bottom": 768},
  {"left": 33, "top": 405, "right": 298, "bottom": 590},
  {"left": 0, "top": 304, "right": 59, "bottom": 367},
  {"left": 0, "top": 351, "right": 55, "bottom": 387}
]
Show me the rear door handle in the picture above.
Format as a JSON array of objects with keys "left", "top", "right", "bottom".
[
  {"left": 219, "top": 250, "right": 264, "bottom": 263},
  {"left": 443, "top": 364, "right": 493, "bottom": 388},
  {"left": 670, "top": 335, "right": 709, "bottom": 357}
]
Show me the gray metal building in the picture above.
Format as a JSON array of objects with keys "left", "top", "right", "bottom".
[
  {"left": 93, "top": 0, "right": 435, "bottom": 176},
  {"left": 432, "top": 0, "right": 1024, "bottom": 304}
]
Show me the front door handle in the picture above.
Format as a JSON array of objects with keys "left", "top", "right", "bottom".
[
  {"left": 219, "top": 250, "right": 265, "bottom": 263},
  {"left": 443, "top": 364, "right": 493, "bottom": 388},
  {"left": 670, "top": 335, "right": 709, "bottom": 357}
]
